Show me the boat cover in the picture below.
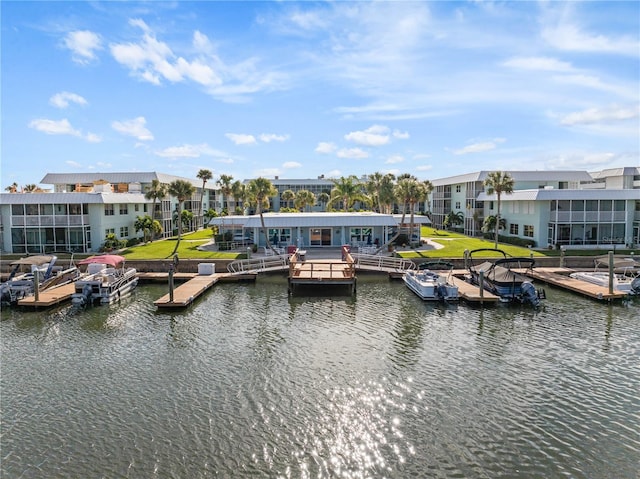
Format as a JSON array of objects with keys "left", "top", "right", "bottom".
[
  {"left": 10, "top": 255, "right": 55, "bottom": 266},
  {"left": 78, "top": 255, "right": 126, "bottom": 267}
]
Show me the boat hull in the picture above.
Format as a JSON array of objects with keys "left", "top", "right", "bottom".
[{"left": 403, "top": 271, "right": 459, "bottom": 301}]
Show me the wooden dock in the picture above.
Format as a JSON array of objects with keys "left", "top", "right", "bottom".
[
  {"left": 449, "top": 274, "right": 500, "bottom": 303},
  {"left": 154, "top": 273, "right": 223, "bottom": 308},
  {"left": 17, "top": 283, "right": 76, "bottom": 308},
  {"left": 288, "top": 253, "right": 356, "bottom": 294},
  {"left": 523, "top": 267, "right": 629, "bottom": 301}
]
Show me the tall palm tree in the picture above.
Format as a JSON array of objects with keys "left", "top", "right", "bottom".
[
  {"left": 168, "top": 179, "right": 196, "bottom": 256},
  {"left": 5, "top": 182, "right": 18, "bottom": 193},
  {"left": 281, "top": 189, "right": 295, "bottom": 210},
  {"left": 378, "top": 173, "right": 396, "bottom": 214},
  {"left": 246, "top": 177, "right": 278, "bottom": 254},
  {"left": 294, "top": 190, "right": 316, "bottom": 212},
  {"left": 217, "top": 174, "right": 233, "bottom": 213},
  {"left": 329, "top": 175, "right": 368, "bottom": 211},
  {"left": 196, "top": 169, "right": 213, "bottom": 227},
  {"left": 231, "top": 180, "right": 246, "bottom": 214},
  {"left": 145, "top": 179, "right": 168, "bottom": 225},
  {"left": 23, "top": 184, "right": 38, "bottom": 192},
  {"left": 365, "top": 172, "right": 385, "bottom": 213},
  {"left": 483, "top": 171, "right": 514, "bottom": 248},
  {"left": 377, "top": 174, "right": 417, "bottom": 252},
  {"left": 422, "top": 179, "right": 434, "bottom": 216}
]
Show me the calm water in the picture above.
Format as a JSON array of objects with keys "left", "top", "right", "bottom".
[{"left": 1, "top": 275, "right": 639, "bottom": 479}]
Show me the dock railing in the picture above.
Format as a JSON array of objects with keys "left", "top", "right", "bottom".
[
  {"left": 227, "top": 255, "right": 289, "bottom": 274},
  {"left": 352, "top": 253, "right": 416, "bottom": 273}
]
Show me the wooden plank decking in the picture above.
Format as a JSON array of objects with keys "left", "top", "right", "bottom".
[
  {"left": 154, "top": 273, "right": 223, "bottom": 308},
  {"left": 449, "top": 275, "right": 500, "bottom": 303},
  {"left": 522, "top": 267, "right": 629, "bottom": 301},
  {"left": 17, "top": 283, "right": 76, "bottom": 308}
]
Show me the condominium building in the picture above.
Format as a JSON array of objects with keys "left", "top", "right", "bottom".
[
  {"left": 430, "top": 167, "right": 640, "bottom": 249},
  {"left": 0, "top": 172, "right": 217, "bottom": 254}
]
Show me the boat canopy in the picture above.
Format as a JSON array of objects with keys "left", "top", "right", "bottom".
[
  {"left": 78, "top": 255, "right": 126, "bottom": 267},
  {"left": 594, "top": 256, "right": 640, "bottom": 269},
  {"left": 10, "top": 255, "right": 55, "bottom": 266}
]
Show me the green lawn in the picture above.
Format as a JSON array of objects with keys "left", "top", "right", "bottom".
[{"left": 121, "top": 230, "right": 244, "bottom": 260}]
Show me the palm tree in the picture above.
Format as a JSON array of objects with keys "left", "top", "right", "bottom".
[
  {"left": 196, "top": 169, "right": 213, "bottom": 227},
  {"left": 443, "top": 211, "right": 464, "bottom": 230},
  {"left": 329, "top": 175, "right": 369, "bottom": 211},
  {"left": 378, "top": 173, "right": 396, "bottom": 214},
  {"left": 422, "top": 179, "right": 434, "bottom": 216},
  {"left": 5, "top": 182, "right": 18, "bottom": 193},
  {"left": 231, "top": 180, "right": 246, "bottom": 214},
  {"left": 365, "top": 172, "right": 385, "bottom": 212},
  {"left": 317, "top": 191, "right": 330, "bottom": 211},
  {"left": 294, "top": 190, "right": 316, "bottom": 212},
  {"left": 281, "top": 189, "right": 295, "bottom": 210},
  {"left": 246, "top": 177, "right": 278, "bottom": 254},
  {"left": 23, "top": 184, "right": 38, "bottom": 192},
  {"left": 483, "top": 171, "right": 514, "bottom": 248},
  {"left": 145, "top": 179, "right": 168, "bottom": 226},
  {"left": 482, "top": 215, "right": 507, "bottom": 238},
  {"left": 217, "top": 174, "right": 233, "bottom": 213},
  {"left": 168, "top": 179, "right": 196, "bottom": 256}
]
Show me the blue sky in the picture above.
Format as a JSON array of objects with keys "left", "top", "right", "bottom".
[{"left": 2, "top": 1, "right": 639, "bottom": 190}]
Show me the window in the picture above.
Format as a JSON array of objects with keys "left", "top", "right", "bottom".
[
  {"left": 11, "top": 204, "right": 24, "bottom": 215},
  {"left": 135, "top": 204, "right": 139, "bottom": 212},
  {"left": 69, "top": 204, "right": 82, "bottom": 215},
  {"left": 455, "top": 185, "right": 461, "bottom": 193},
  {"left": 455, "top": 201, "right": 461, "bottom": 209},
  {"left": 120, "top": 226, "right": 129, "bottom": 238},
  {"left": 510, "top": 224, "right": 519, "bottom": 235},
  {"left": 119, "top": 204, "right": 128, "bottom": 215},
  {"left": 105, "top": 204, "right": 114, "bottom": 216},
  {"left": 105, "top": 228, "right": 115, "bottom": 236},
  {"left": 524, "top": 225, "right": 534, "bottom": 237}
]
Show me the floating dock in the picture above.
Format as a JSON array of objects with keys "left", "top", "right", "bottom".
[
  {"left": 522, "top": 267, "right": 629, "bottom": 301},
  {"left": 154, "top": 273, "right": 222, "bottom": 308},
  {"left": 17, "top": 283, "right": 76, "bottom": 308},
  {"left": 449, "top": 274, "right": 500, "bottom": 303}
]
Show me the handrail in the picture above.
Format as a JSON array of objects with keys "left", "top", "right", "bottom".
[
  {"left": 227, "top": 255, "right": 289, "bottom": 274},
  {"left": 352, "top": 253, "right": 416, "bottom": 272}
]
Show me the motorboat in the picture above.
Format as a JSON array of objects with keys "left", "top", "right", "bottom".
[
  {"left": 569, "top": 256, "right": 640, "bottom": 295},
  {"left": 467, "top": 248, "right": 544, "bottom": 306},
  {"left": 403, "top": 263, "right": 459, "bottom": 301},
  {"left": 0, "top": 254, "right": 79, "bottom": 306},
  {"left": 71, "top": 255, "right": 138, "bottom": 306}
]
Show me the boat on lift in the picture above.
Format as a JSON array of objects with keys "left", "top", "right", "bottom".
[
  {"left": 466, "top": 248, "right": 544, "bottom": 306},
  {"left": 403, "top": 262, "right": 459, "bottom": 301},
  {"left": 71, "top": 255, "right": 138, "bottom": 306},
  {"left": 570, "top": 255, "right": 640, "bottom": 295},
  {"left": 0, "top": 254, "right": 79, "bottom": 306}
]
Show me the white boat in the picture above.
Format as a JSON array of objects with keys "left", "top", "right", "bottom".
[
  {"left": 570, "top": 256, "right": 640, "bottom": 295},
  {"left": 71, "top": 255, "right": 138, "bottom": 306},
  {"left": 1, "top": 255, "right": 79, "bottom": 306},
  {"left": 403, "top": 264, "right": 459, "bottom": 301}
]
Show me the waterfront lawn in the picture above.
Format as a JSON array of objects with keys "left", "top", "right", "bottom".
[
  {"left": 122, "top": 231, "right": 243, "bottom": 260},
  {"left": 396, "top": 226, "right": 545, "bottom": 259}
]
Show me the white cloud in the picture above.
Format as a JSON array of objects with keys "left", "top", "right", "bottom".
[
  {"left": 225, "top": 133, "right": 257, "bottom": 145},
  {"left": 542, "top": 24, "right": 639, "bottom": 57},
  {"left": 259, "top": 133, "right": 290, "bottom": 143},
  {"left": 337, "top": 147, "right": 369, "bottom": 159},
  {"left": 155, "top": 143, "right": 229, "bottom": 158},
  {"left": 315, "top": 142, "right": 337, "bottom": 154},
  {"left": 29, "top": 118, "right": 81, "bottom": 136},
  {"left": 453, "top": 138, "right": 506, "bottom": 155},
  {"left": 66, "top": 160, "right": 82, "bottom": 168},
  {"left": 112, "top": 116, "right": 154, "bottom": 141},
  {"left": 560, "top": 104, "right": 640, "bottom": 126},
  {"left": 392, "top": 129, "right": 410, "bottom": 140},
  {"left": 416, "top": 165, "right": 433, "bottom": 171},
  {"left": 85, "top": 133, "right": 102, "bottom": 143},
  {"left": 385, "top": 155, "right": 404, "bottom": 164},
  {"left": 283, "top": 161, "right": 302, "bottom": 169},
  {"left": 502, "top": 56, "right": 574, "bottom": 72},
  {"left": 64, "top": 30, "right": 102, "bottom": 64},
  {"left": 49, "top": 91, "right": 88, "bottom": 109},
  {"left": 110, "top": 19, "right": 284, "bottom": 102},
  {"left": 345, "top": 125, "right": 391, "bottom": 146},
  {"left": 326, "top": 169, "right": 342, "bottom": 178}
]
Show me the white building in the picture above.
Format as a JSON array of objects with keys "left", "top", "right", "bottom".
[
  {"left": 430, "top": 167, "right": 640, "bottom": 249},
  {"left": 1, "top": 172, "right": 217, "bottom": 254}
]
